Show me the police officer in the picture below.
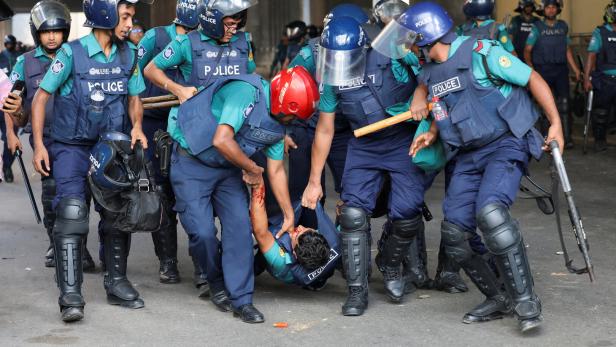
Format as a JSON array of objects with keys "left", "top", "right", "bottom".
[
  {"left": 0, "top": 34, "right": 19, "bottom": 182},
  {"left": 167, "top": 66, "right": 316, "bottom": 323},
  {"left": 457, "top": 0, "right": 516, "bottom": 54},
  {"left": 281, "top": 20, "right": 306, "bottom": 70},
  {"left": 524, "top": 0, "right": 580, "bottom": 148},
  {"left": 583, "top": 2, "right": 616, "bottom": 152},
  {"left": 303, "top": 16, "right": 430, "bottom": 316},
  {"left": 382, "top": 2, "right": 564, "bottom": 332},
  {"left": 509, "top": 0, "right": 540, "bottom": 58},
  {"left": 2, "top": 0, "right": 96, "bottom": 271},
  {"left": 30, "top": 0, "right": 151, "bottom": 322},
  {"left": 137, "top": 0, "right": 199, "bottom": 286}
]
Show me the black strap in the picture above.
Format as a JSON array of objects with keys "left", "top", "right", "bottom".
[
  {"left": 488, "top": 21, "right": 498, "bottom": 40},
  {"left": 480, "top": 54, "right": 505, "bottom": 87}
]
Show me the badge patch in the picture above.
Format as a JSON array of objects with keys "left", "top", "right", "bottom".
[
  {"left": 500, "top": 35, "right": 508, "bottom": 44},
  {"left": 9, "top": 71, "right": 20, "bottom": 83},
  {"left": 279, "top": 247, "right": 286, "bottom": 257},
  {"left": 51, "top": 60, "right": 65, "bottom": 74},
  {"left": 499, "top": 56, "right": 512, "bottom": 68},
  {"left": 163, "top": 46, "right": 175, "bottom": 60},
  {"left": 431, "top": 77, "right": 462, "bottom": 97},
  {"left": 243, "top": 103, "right": 255, "bottom": 118},
  {"left": 138, "top": 46, "right": 147, "bottom": 59}
]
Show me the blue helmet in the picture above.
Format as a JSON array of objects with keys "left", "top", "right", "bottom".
[
  {"left": 515, "top": 0, "right": 538, "bottom": 13},
  {"left": 30, "top": 0, "right": 72, "bottom": 47},
  {"left": 83, "top": 0, "right": 153, "bottom": 30},
  {"left": 372, "top": 1, "right": 454, "bottom": 58},
  {"left": 463, "top": 0, "right": 495, "bottom": 21},
  {"left": 537, "top": 0, "right": 562, "bottom": 16},
  {"left": 323, "top": 3, "right": 369, "bottom": 26},
  {"left": 175, "top": 0, "right": 199, "bottom": 29},
  {"left": 316, "top": 16, "right": 368, "bottom": 86},
  {"left": 373, "top": 0, "right": 410, "bottom": 27},
  {"left": 198, "top": 0, "right": 257, "bottom": 39},
  {"left": 89, "top": 132, "right": 143, "bottom": 192}
]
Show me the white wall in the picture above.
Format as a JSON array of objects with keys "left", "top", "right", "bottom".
[{"left": 11, "top": 12, "right": 91, "bottom": 46}]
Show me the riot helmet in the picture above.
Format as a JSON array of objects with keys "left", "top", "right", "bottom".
[
  {"left": 30, "top": 0, "right": 71, "bottom": 49},
  {"left": 270, "top": 66, "right": 319, "bottom": 122},
  {"left": 174, "top": 0, "right": 199, "bottom": 29},
  {"left": 198, "top": 0, "right": 257, "bottom": 40},
  {"left": 373, "top": 0, "right": 409, "bottom": 27},
  {"left": 286, "top": 20, "right": 307, "bottom": 42},
  {"left": 323, "top": 3, "right": 369, "bottom": 27},
  {"left": 463, "top": 0, "right": 495, "bottom": 21},
  {"left": 83, "top": 0, "right": 154, "bottom": 30}
]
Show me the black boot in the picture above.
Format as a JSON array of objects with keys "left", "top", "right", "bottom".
[
  {"left": 3, "top": 166, "right": 13, "bottom": 183},
  {"left": 593, "top": 110, "right": 609, "bottom": 152},
  {"left": 339, "top": 206, "right": 370, "bottom": 316},
  {"left": 45, "top": 227, "right": 55, "bottom": 267},
  {"left": 440, "top": 221, "right": 511, "bottom": 324},
  {"left": 152, "top": 224, "right": 180, "bottom": 284},
  {"left": 42, "top": 178, "right": 56, "bottom": 268},
  {"left": 376, "top": 218, "right": 420, "bottom": 302},
  {"left": 54, "top": 235, "right": 86, "bottom": 322},
  {"left": 82, "top": 237, "right": 96, "bottom": 273},
  {"left": 434, "top": 241, "right": 468, "bottom": 294},
  {"left": 104, "top": 229, "right": 144, "bottom": 309},
  {"left": 403, "top": 224, "right": 433, "bottom": 294},
  {"left": 558, "top": 97, "right": 574, "bottom": 148},
  {"left": 478, "top": 204, "right": 543, "bottom": 332}
]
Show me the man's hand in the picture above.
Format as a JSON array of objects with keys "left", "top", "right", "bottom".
[
  {"left": 543, "top": 124, "right": 565, "bottom": 154},
  {"left": 243, "top": 166, "right": 264, "bottom": 186},
  {"left": 410, "top": 95, "right": 429, "bottom": 121},
  {"left": 276, "top": 213, "right": 295, "bottom": 239},
  {"left": 33, "top": 145, "right": 51, "bottom": 176},
  {"left": 409, "top": 130, "right": 437, "bottom": 157},
  {"left": 584, "top": 78, "right": 593, "bottom": 93},
  {"left": 301, "top": 181, "right": 323, "bottom": 210},
  {"left": 173, "top": 86, "right": 198, "bottom": 104},
  {"left": 284, "top": 135, "right": 298, "bottom": 155},
  {"left": 130, "top": 127, "right": 148, "bottom": 149},
  {"left": 7, "top": 133, "right": 22, "bottom": 154},
  {"left": 2, "top": 92, "right": 23, "bottom": 114}
]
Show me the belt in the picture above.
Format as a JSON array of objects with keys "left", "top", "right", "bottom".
[{"left": 175, "top": 144, "right": 196, "bottom": 159}]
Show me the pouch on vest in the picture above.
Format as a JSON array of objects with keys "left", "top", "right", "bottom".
[
  {"left": 269, "top": 201, "right": 340, "bottom": 286},
  {"left": 412, "top": 118, "right": 446, "bottom": 173}
]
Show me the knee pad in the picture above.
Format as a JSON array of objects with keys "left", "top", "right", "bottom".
[
  {"left": 592, "top": 108, "right": 610, "bottom": 125},
  {"left": 556, "top": 97, "right": 569, "bottom": 115},
  {"left": 54, "top": 198, "right": 89, "bottom": 237},
  {"left": 41, "top": 177, "right": 57, "bottom": 229},
  {"left": 339, "top": 206, "right": 369, "bottom": 234},
  {"left": 477, "top": 203, "right": 521, "bottom": 255},
  {"left": 441, "top": 221, "right": 474, "bottom": 264},
  {"left": 391, "top": 215, "right": 423, "bottom": 240}
]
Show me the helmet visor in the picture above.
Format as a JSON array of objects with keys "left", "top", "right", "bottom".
[
  {"left": 607, "top": 5, "right": 616, "bottom": 22},
  {"left": 374, "top": 0, "right": 408, "bottom": 25},
  {"left": 371, "top": 19, "right": 419, "bottom": 59},
  {"left": 209, "top": 0, "right": 258, "bottom": 16},
  {"left": 31, "top": 1, "right": 71, "bottom": 31},
  {"left": 316, "top": 45, "right": 367, "bottom": 86}
]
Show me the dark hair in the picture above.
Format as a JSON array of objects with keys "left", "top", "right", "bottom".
[{"left": 294, "top": 231, "right": 330, "bottom": 271}]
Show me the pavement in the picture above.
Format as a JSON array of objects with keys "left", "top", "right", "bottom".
[{"left": 1, "top": 134, "right": 616, "bottom": 347}]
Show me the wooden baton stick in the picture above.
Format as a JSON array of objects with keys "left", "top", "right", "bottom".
[
  {"left": 141, "top": 94, "right": 178, "bottom": 104},
  {"left": 143, "top": 100, "right": 181, "bottom": 110},
  {"left": 353, "top": 104, "right": 433, "bottom": 138}
]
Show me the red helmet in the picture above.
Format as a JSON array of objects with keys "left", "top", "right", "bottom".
[{"left": 270, "top": 66, "right": 319, "bottom": 121}]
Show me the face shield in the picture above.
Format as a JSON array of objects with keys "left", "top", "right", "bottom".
[
  {"left": 209, "top": 0, "right": 257, "bottom": 16},
  {"left": 374, "top": 0, "right": 408, "bottom": 26},
  {"left": 30, "top": 1, "right": 71, "bottom": 31},
  {"left": 316, "top": 45, "right": 367, "bottom": 86},
  {"left": 371, "top": 19, "right": 420, "bottom": 59}
]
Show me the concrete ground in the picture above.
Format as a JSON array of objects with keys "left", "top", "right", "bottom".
[{"left": 1, "top": 133, "right": 616, "bottom": 347}]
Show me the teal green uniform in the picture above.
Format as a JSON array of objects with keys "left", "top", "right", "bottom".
[
  {"left": 9, "top": 46, "right": 53, "bottom": 83},
  {"left": 263, "top": 242, "right": 295, "bottom": 284},
  {"left": 456, "top": 19, "right": 515, "bottom": 53},
  {"left": 319, "top": 52, "right": 420, "bottom": 116},
  {"left": 443, "top": 36, "right": 532, "bottom": 96},
  {"left": 588, "top": 24, "right": 616, "bottom": 76},
  {"left": 152, "top": 31, "right": 257, "bottom": 142},
  {"left": 170, "top": 79, "right": 284, "bottom": 160},
  {"left": 137, "top": 23, "right": 179, "bottom": 71},
  {"left": 39, "top": 33, "right": 145, "bottom": 96},
  {"left": 290, "top": 45, "right": 316, "bottom": 74},
  {"left": 525, "top": 20, "right": 572, "bottom": 47}
]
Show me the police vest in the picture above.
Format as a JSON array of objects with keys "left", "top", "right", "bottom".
[
  {"left": 0, "top": 49, "right": 17, "bottom": 75},
  {"left": 333, "top": 48, "right": 415, "bottom": 136},
  {"left": 52, "top": 40, "right": 133, "bottom": 145},
  {"left": 187, "top": 30, "right": 250, "bottom": 89},
  {"left": 286, "top": 42, "right": 302, "bottom": 63},
  {"left": 596, "top": 26, "right": 616, "bottom": 73},
  {"left": 268, "top": 202, "right": 340, "bottom": 286},
  {"left": 531, "top": 20, "right": 568, "bottom": 66},
  {"left": 422, "top": 38, "right": 539, "bottom": 151},
  {"left": 511, "top": 15, "right": 540, "bottom": 58},
  {"left": 141, "top": 27, "right": 185, "bottom": 120},
  {"left": 23, "top": 50, "right": 55, "bottom": 138},
  {"left": 463, "top": 21, "right": 498, "bottom": 40},
  {"left": 177, "top": 74, "right": 285, "bottom": 168}
]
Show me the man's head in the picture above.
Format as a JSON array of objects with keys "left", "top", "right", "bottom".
[
  {"left": 114, "top": 1, "right": 136, "bottom": 41},
  {"left": 270, "top": 66, "right": 319, "bottom": 125},
  {"left": 539, "top": 0, "right": 562, "bottom": 20},
  {"left": 291, "top": 226, "right": 330, "bottom": 271},
  {"left": 197, "top": 0, "right": 257, "bottom": 43},
  {"left": 3, "top": 34, "right": 15, "bottom": 51},
  {"left": 463, "top": 0, "right": 495, "bottom": 21},
  {"left": 31, "top": 0, "right": 71, "bottom": 53},
  {"left": 83, "top": 0, "right": 152, "bottom": 38}
]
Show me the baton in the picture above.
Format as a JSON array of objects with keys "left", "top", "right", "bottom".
[
  {"left": 141, "top": 94, "right": 178, "bottom": 104},
  {"left": 14, "top": 149, "right": 42, "bottom": 224},
  {"left": 549, "top": 140, "right": 595, "bottom": 282},
  {"left": 143, "top": 100, "right": 181, "bottom": 110},
  {"left": 583, "top": 89, "right": 593, "bottom": 155}
]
